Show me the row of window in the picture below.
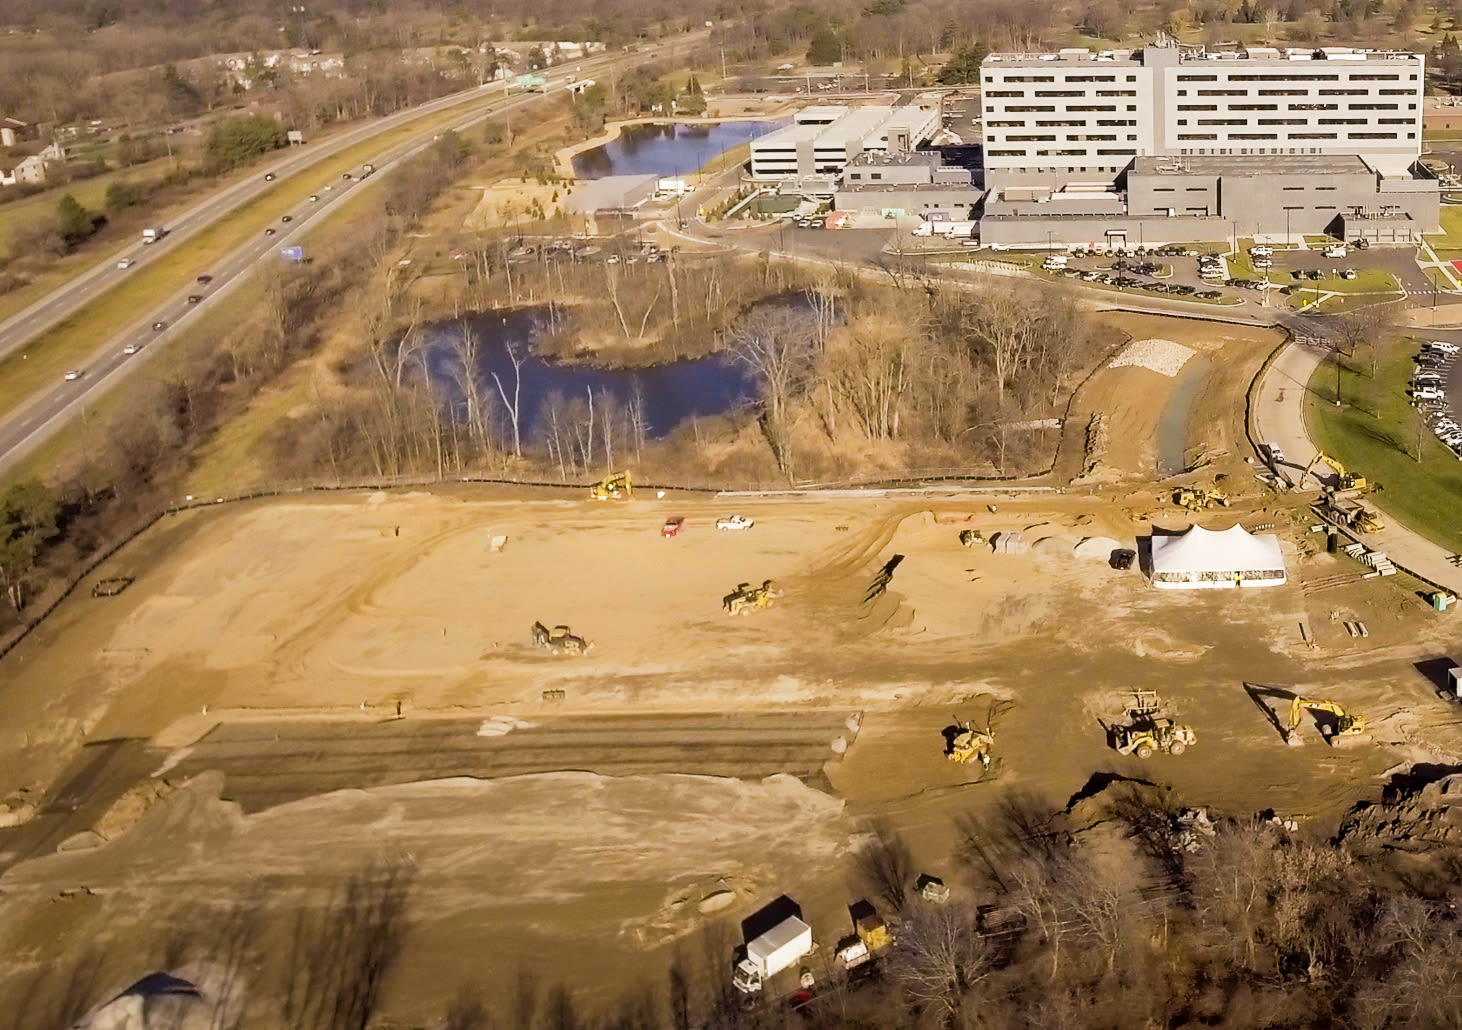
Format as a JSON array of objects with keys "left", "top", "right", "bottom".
[
  {"left": 1175, "top": 130, "right": 1403, "bottom": 140},
  {"left": 1176, "top": 72, "right": 1411, "bottom": 82}
]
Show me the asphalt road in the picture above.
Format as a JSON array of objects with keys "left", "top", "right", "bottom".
[{"left": 0, "top": 35, "right": 700, "bottom": 478}]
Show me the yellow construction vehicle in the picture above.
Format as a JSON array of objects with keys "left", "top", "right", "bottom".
[
  {"left": 1322, "top": 494, "right": 1385, "bottom": 534},
  {"left": 1283, "top": 696, "right": 1367, "bottom": 746},
  {"left": 531, "top": 621, "right": 592, "bottom": 656},
  {"left": 947, "top": 720, "right": 994, "bottom": 767},
  {"left": 590, "top": 471, "right": 632, "bottom": 501},
  {"left": 1110, "top": 691, "right": 1197, "bottom": 758},
  {"left": 1299, "top": 452, "right": 1365, "bottom": 492},
  {"left": 1174, "top": 486, "right": 1230, "bottom": 511},
  {"left": 723, "top": 579, "right": 780, "bottom": 616}
]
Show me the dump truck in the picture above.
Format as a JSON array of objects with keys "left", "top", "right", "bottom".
[{"left": 733, "top": 916, "right": 814, "bottom": 994}]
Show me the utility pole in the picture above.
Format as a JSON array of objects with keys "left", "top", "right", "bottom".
[{"left": 721, "top": 47, "right": 727, "bottom": 82}]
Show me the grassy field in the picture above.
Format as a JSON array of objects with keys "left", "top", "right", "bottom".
[
  {"left": 0, "top": 157, "right": 176, "bottom": 258},
  {"left": 1426, "top": 204, "right": 1462, "bottom": 260},
  {"left": 0, "top": 96, "right": 512, "bottom": 423},
  {"left": 1304, "top": 336, "right": 1462, "bottom": 555}
]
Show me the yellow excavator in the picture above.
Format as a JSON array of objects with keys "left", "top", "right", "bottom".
[
  {"left": 1299, "top": 452, "right": 1366, "bottom": 492},
  {"left": 1284, "top": 696, "right": 1367, "bottom": 746},
  {"left": 590, "top": 471, "right": 632, "bottom": 501},
  {"left": 723, "top": 579, "right": 780, "bottom": 616}
]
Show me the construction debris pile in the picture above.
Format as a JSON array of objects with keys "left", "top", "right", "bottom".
[
  {"left": 1082, "top": 414, "right": 1107, "bottom": 476},
  {"left": 1339, "top": 773, "right": 1462, "bottom": 853},
  {"left": 1109, "top": 338, "right": 1196, "bottom": 377}
]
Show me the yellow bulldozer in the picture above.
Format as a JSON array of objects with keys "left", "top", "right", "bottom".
[
  {"left": 531, "top": 621, "right": 592, "bottom": 656},
  {"left": 590, "top": 471, "right": 632, "bottom": 501},
  {"left": 1174, "top": 485, "right": 1230, "bottom": 512},
  {"left": 1283, "top": 696, "right": 1367, "bottom": 746},
  {"left": 723, "top": 579, "right": 780, "bottom": 616},
  {"left": 947, "top": 720, "right": 995, "bottom": 768},
  {"left": 1110, "top": 691, "right": 1196, "bottom": 758}
]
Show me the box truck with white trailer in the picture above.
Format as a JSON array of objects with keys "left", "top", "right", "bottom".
[{"left": 732, "top": 916, "right": 814, "bottom": 994}]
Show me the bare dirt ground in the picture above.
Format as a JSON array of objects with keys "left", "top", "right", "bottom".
[{"left": 3, "top": 483, "right": 1462, "bottom": 1021}]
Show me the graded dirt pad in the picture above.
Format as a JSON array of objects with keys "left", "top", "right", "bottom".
[
  {"left": 1064, "top": 314, "right": 1284, "bottom": 480},
  {"left": 4, "top": 487, "right": 1462, "bottom": 1020}
]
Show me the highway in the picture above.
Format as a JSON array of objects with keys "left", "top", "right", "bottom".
[{"left": 0, "top": 35, "right": 699, "bottom": 478}]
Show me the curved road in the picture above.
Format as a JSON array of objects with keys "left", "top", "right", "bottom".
[{"left": 0, "top": 35, "right": 701, "bottom": 477}]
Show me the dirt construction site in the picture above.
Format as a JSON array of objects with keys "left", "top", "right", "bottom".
[{"left": 4, "top": 462, "right": 1462, "bottom": 1020}]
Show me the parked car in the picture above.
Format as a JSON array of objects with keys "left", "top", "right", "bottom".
[
  {"left": 662, "top": 517, "right": 685, "bottom": 538},
  {"left": 717, "top": 515, "right": 755, "bottom": 531}
]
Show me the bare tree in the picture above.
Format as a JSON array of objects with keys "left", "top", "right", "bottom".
[
  {"left": 491, "top": 336, "right": 526, "bottom": 458},
  {"left": 887, "top": 904, "right": 993, "bottom": 1021},
  {"left": 727, "top": 307, "right": 816, "bottom": 474},
  {"left": 858, "top": 822, "right": 914, "bottom": 912}
]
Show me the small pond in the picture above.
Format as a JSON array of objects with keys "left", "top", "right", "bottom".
[
  {"left": 571, "top": 120, "right": 786, "bottom": 179},
  {"left": 424, "top": 308, "right": 757, "bottom": 438}
]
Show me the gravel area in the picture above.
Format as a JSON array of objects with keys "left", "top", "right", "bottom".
[{"left": 1109, "top": 337, "right": 1197, "bottom": 377}]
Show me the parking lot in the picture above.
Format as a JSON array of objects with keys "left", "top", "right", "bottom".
[{"left": 1411, "top": 339, "right": 1462, "bottom": 457}]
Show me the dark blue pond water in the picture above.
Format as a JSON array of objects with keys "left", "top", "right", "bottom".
[
  {"left": 571, "top": 120, "right": 786, "bottom": 179},
  {"left": 424, "top": 308, "right": 757, "bottom": 438}
]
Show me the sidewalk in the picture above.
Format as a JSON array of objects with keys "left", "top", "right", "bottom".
[{"left": 1251, "top": 340, "right": 1462, "bottom": 593}]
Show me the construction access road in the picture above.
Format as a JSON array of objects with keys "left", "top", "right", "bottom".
[
  {"left": 1251, "top": 335, "right": 1462, "bottom": 593},
  {"left": 3, "top": 483, "right": 1461, "bottom": 1018}
]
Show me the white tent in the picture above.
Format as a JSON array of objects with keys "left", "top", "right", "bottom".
[{"left": 1150, "top": 524, "right": 1286, "bottom": 590}]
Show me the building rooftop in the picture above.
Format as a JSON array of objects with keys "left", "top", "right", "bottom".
[
  {"left": 846, "top": 150, "right": 942, "bottom": 168},
  {"left": 795, "top": 105, "right": 848, "bottom": 124},
  {"left": 984, "top": 44, "right": 1420, "bottom": 66},
  {"left": 1132, "top": 153, "right": 1372, "bottom": 177}
]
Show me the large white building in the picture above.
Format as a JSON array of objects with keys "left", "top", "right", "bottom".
[
  {"left": 981, "top": 44, "right": 1423, "bottom": 187},
  {"left": 749, "top": 104, "right": 941, "bottom": 179}
]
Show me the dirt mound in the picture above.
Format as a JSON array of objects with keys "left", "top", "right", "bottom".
[
  {"left": 94, "top": 779, "right": 176, "bottom": 841},
  {"left": 1031, "top": 535, "right": 1078, "bottom": 557},
  {"left": 1073, "top": 536, "right": 1122, "bottom": 561}
]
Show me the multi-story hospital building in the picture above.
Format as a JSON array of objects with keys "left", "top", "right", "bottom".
[{"left": 977, "top": 43, "right": 1438, "bottom": 247}]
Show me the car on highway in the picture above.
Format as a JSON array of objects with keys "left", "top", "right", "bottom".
[
  {"left": 116, "top": 258, "right": 134, "bottom": 270},
  {"left": 196, "top": 274, "right": 213, "bottom": 285},
  {"left": 342, "top": 172, "right": 353, "bottom": 180},
  {"left": 187, "top": 294, "right": 202, "bottom": 304},
  {"left": 265, "top": 173, "right": 275, "bottom": 181},
  {"left": 309, "top": 195, "right": 319, "bottom": 202},
  {"left": 323, "top": 184, "right": 332, "bottom": 191},
  {"left": 122, "top": 343, "right": 141, "bottom": 355},
  {"left": 717, "top": 515, "right": 755, "bottom": 531},
  {"left": 63, "top": 369, "right": 83, "bottom": 381},
  {"left": 281, "top": 214, "right": 293, "bottom": 223},
  {"left": 264, "top": 228, "right": 276, "bottom": 236},
  {"left": 662, "top": 517, "right": 685, "bottom": 538},
  {"left": 152, "top": 320, "right": 167, "bottom": 331}
]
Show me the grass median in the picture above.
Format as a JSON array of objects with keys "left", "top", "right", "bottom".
[
  {"left": 1303, "top": 335, "right": 1462, "bottom": 555},
  {"left": 0, "top": 95, "right": 515, "bottom": 422}
]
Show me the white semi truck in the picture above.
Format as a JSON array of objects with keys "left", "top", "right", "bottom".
[
  {"left": 732, "top": 916, "right": 814, "bottom": 994},
  {"left": 141, "top": 227, "right": 165, "bottom": 244}
]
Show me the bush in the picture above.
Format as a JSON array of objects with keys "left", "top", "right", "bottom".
[
  {"left": 105, "top": 180, "right": 139, "bottom": 212},
  {"left": 205, "top": 115, "right": 288, "bottom": 171}
]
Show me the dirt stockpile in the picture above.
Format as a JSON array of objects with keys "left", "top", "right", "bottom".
[{"left": 1339, "top": 773, "right": 1462, "bottom": 853}]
